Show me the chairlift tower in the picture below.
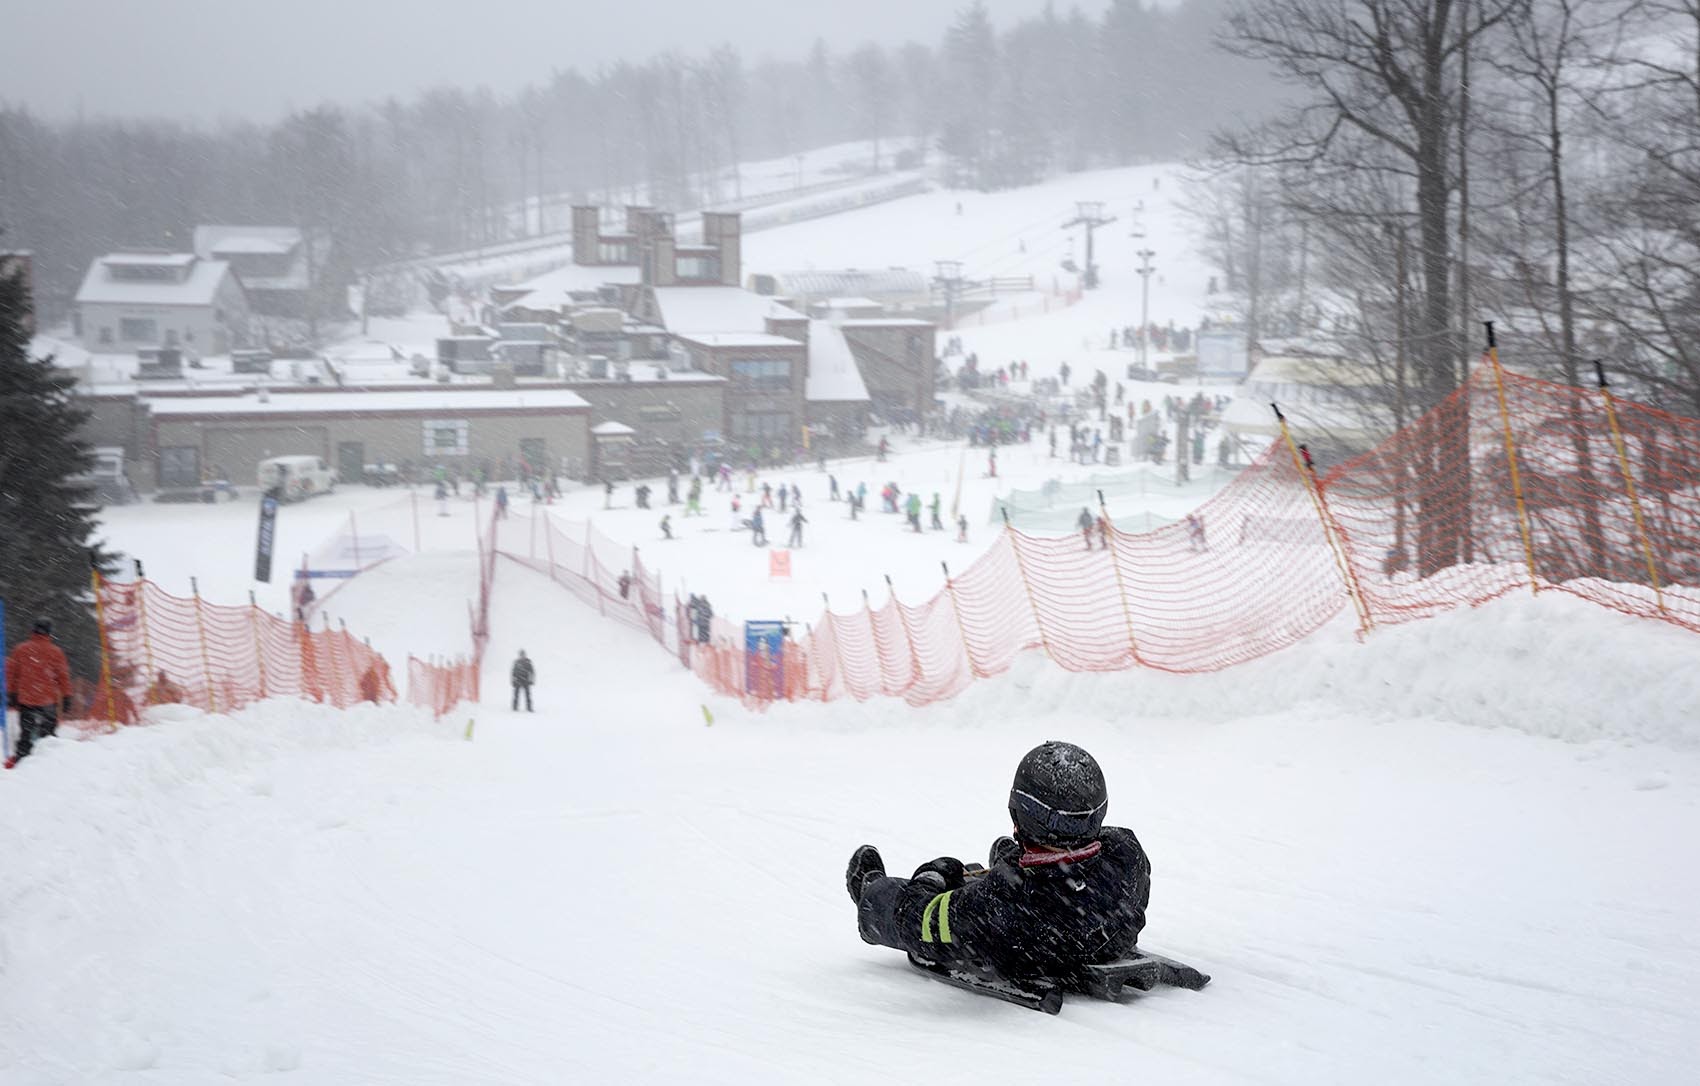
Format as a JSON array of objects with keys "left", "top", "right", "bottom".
[
  {"left": 933, "top": 260, "right": 965, "bottom": 330},
  {"left": 1063, "top": 201, "right": 1116, "bottom": 290}
]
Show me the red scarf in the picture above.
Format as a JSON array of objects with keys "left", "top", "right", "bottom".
[{"left": 1018, "top": 840, "right": 1102, "bottom": 868}]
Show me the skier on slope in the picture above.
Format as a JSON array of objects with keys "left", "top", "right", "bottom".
[
  {"left": 510, "top": 650, "right": 535, "bottom": 712},
  {"left": 846, "top": 741, "right": 1150, "bottom": 980}
]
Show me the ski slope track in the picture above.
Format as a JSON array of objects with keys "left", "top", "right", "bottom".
[{"left": 4, "top": 549, "right": 1700, "bottom": 1084}]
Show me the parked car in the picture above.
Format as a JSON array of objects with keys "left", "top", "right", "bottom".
[
  {"left": 75, "top": 446, "right": 138, "bottom": 505},
  {"left": 258, "top": 455, "right": 337, "bottom": 501}
]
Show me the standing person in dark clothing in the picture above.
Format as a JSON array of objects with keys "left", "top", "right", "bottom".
[
  {"left": 5, "top": 619, "right": 73, "bottom": 768},
  {"left": 788, "top": 509, "right": 807, "bottom": 548},
  {"left": 750, "top": 508, "right": 767, "bottom": 546},
  {"left": 1078, "top": 507, "right": 1096, "bottom": 550},
  {"left": 660, "top": 514, "right": 673, "bottom": 540},
  {"left": 830, "top": 475, "right": 840, "bottom": 501},
  {"left": 510, "top": 650, "right": 535, "bottom": 712},
  {"left": 846, "top": 742, "right": 1150, "bottom": 981}
]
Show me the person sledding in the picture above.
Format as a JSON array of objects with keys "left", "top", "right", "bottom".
[{"left": 845, "top": 742, "right": 1207, "bottom": 1010}]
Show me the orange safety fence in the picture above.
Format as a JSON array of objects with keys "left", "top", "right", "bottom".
[
  {"left": 406, "top": 499, "right": 503, "bottom": 717},
  {"left": 500, "top": 359, "right": 1700, "bottom": 707},
  {"left": 88, "top": 578, "right": 398, "bottom": 724},
  {"left": 1323, "top": 362, "right": 1700, "bottom": 634}
]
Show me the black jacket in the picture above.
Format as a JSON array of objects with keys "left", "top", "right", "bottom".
[
  {"left": 861, "top": 827, "right": 1150, "bottom": 978},
  {"left": 511, "top": 656, "right": 535, "bottom": 686}
]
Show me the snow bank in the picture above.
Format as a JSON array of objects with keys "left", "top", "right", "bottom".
[{"left": 768, "top": 590, "right": 1700, "bottom": 750}]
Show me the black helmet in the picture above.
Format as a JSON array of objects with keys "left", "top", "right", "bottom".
[
  {"left": 32, "top": 617, "right": 52, "bottom": 636},
  {"left": 1008, "top": 741, "right": 1108, "bottom": 847}
]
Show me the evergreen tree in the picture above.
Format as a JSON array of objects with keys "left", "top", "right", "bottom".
[{"left": 0, "top": 258, "right": 113, "bottom": 675}]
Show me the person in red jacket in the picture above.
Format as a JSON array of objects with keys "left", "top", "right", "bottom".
[{"left": 5, "top": 618, "right": 73, "bottom": 768}]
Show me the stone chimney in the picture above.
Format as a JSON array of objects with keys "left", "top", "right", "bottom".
[
  {"left": 702, "top": 212, "right": 742, "bottom": 286},
  {"left": 571, "top": 207, "right": 600, "bottom": 266}
]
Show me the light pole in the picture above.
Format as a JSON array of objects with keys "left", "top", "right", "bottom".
[{"left": 1135, "top": 247, "right": 1156, "bottom": 371}]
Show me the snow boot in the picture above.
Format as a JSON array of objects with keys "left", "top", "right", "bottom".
[
  {"left": 3, "top": 757, "right": 15, "bottom": 770},
  {"left": 845, "top": 844, "right": 885, "bottom": 904}
]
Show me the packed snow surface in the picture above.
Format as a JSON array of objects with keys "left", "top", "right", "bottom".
[
  {"left": 4, "top": 551, "right": 1699, "bottom": 1083},
  {"left": 13, "top": 157, "right": 1698, "bottom": 1082}
]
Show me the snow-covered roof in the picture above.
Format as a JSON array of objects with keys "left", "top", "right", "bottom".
[
  {"left": 805, "top": 321, "right": 871, "bottom": 404},
  {"left": 591, "top": 420, "right": 637, "bottom": 436},
  {"left": 824, "top": 297, "right": 881, "bottom": 309},
  {"left": 146, "top": 387, "right": 589, "bottom": 418},
  {"left": 76, "top": 255, "right": 239, "bottom": 308},
  {"left": 676, "top": 332, "right": 800, "bottom": 349},
  {"left": 100, "top": 252, "right": 197, "bottom": 269},
  {"left": 500, "top": 263, "right": 642, "bottom": 312},
  {"left": 651, "top": 286, "right": 802, "bottom": 335},
  {"left": 194, "top": 225, "right": 302, "bottom": 257},
  {"left": 838, "top": 318, "right": 933, "bottom": 328},
  {"left": 771, "top": 268, "right": 930, "bottom": 299}
]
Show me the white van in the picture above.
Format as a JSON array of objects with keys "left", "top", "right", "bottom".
[{"left": 258, "top": 455, "right": 337, "bottom": 501}]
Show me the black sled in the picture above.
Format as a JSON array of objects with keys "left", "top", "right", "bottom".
[
  {"left": 905, "top": 861, "right": 1209, "bottom": 1014},
  {"left": 907, "top": 949, "right": 1209, "bottom": 1015}
]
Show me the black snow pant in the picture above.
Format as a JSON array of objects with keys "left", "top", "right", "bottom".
[
  {"left": 12, "top": 704, "right": 58, "bottom": 761},
  {"left": 512, "top": 683, "right": 533, "bottom": 712}
]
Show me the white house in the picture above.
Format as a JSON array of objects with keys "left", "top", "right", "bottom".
[
  {"left": 75, "top": 252, "right": 250, "bottom": 355},
  {"left": 192, "top": 225, "right": 317, "bottom": 317}
]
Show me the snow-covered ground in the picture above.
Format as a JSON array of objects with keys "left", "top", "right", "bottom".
[
  {"left": 9, "top": 159, "right": 1699, "bottom": 1082},
  {"left": 4, "top": 551, "right": 1699, "bottom": 1083}
]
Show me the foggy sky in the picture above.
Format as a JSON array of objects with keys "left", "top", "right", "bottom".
[{"left": 0, "top": 0, "right": 1162, "bottom": 124}]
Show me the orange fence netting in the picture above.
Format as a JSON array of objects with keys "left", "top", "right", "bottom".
[
  {"left": 90, "top": 578, "right": 398, "bottom": 722},
  {"left": 503, "top": 361, "right": 1700, "bottom": 708}
]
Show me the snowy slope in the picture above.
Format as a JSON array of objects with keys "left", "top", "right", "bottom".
[{"left": 4, "top": 553, "right": 1699, "bottom": 1083}]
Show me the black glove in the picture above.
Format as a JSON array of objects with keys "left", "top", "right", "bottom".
[
  {"left": 6, "top": 693, "right": 16, "bottom": 709},
  {"left": 910, "top": 856, "right": 967, "bottom": 890},
  {"left": 988, "top": 835, "right": 1021, "bottom": 868},
  {"left": 61, "top": 697, "right": 74, "bottom": 715}
]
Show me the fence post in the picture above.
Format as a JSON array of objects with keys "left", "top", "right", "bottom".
[
  {"left": 248, "top": 590, "right": 270, "bottom": 700},
  {"left": 861, "top": 588, "right": 886, "bottom": 694},
  {"left": 1272, "top": 405, "right": 1374, "bottom": 635},
  {"left": 822, "top": 593, "right": 853, "bottom": 698},
  {"left": 941, "top": 561, "right": 983, "bottom": 678},
  {"left": 133, "top": 559, "right": 156, "bottom": 687},
  {"left": 544, "top": 508, "right": 557, "bottom": 578},
  {"left": 349, "top": 510, "right": 362, "bottom": 571},
  {"left": 88, "top": 555, "right": 117, "bottom": 726},
  {"left": 1595, "top": 361, "right": 1666, "bottom": 614},
  {"left": 324, "top": 613, "right": 344, "bottom": 707},
  {"left": 1484, "top": 322, "right": 1540, "bottom": 593},
  {"left": 884, "top": 574, "right": 923, "bottom": 692},
  {"left": 1000, "top": 509, "right": 1054, "bottom": 661},
  {"left": 190, "top": 576, "right": 218, "bottom": 713},
  {"left": 1096, "top": 491, "right": 1145, "bottom": 668}
]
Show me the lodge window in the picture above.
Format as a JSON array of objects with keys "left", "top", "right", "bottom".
[
  {"left": 676, "top": 254, "right": 720, "bottom": 281},
  {"left": 730, "top": 358, "right": 792, "bottom": 390},
  {"left": 730, "top": 411, "right": 792, "bottom": 440}
]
